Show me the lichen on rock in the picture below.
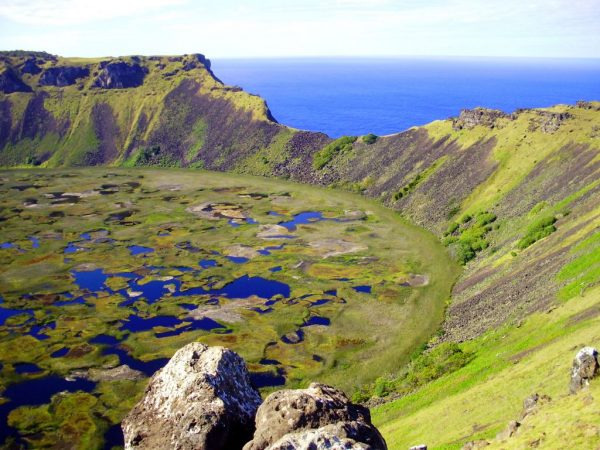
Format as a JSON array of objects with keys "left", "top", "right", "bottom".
[
  {"left": 243, "top": 382, "right": 387, "bottom": 450},
  {"left": 122, "top": 343, "right": 262, "bottom": 450},
  {"left": 569, "top": 346, "right": 599, "bottom": 394}
]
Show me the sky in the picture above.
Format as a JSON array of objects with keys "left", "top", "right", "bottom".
[{"left": 0, "top": 0, "right": 599, "bottom": 59}]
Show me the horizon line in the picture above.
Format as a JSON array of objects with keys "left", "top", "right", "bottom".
[{"left": 3, "top": 49, "right": 600, "bottom": 62}]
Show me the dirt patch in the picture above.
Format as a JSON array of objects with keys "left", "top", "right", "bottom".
[
  {"left": 186, "top": 202, "right": 248, "bottom": 220},
  {"left": 188, "top": 297, "right": 265, "bottom": 323},
  {"left": 225, "top": 244, "right": 260, "bottom": 259},
  {"left": 256, "top": 224, "right": 293, "bottom": 239},
  {"left": 566, "top": 305, "right": 600, "bottom": 327},
  {"left": 400, "top": 274, "right": 430, "bottom": 287},
  {"left": 309, "top": 239, "right": 367, "bottom": 258}
]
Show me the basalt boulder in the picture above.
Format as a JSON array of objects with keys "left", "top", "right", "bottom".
[
  {"left": 452, "top": 107, "right": 509, "bottom": 130},
  {"left": 92, "top": 61, "right": 147, "bottom": 89},
  {"left": 122, "top": 343, "right": 262, "bottom": 450},
  {"left": 243, "top": 383, "right": 387, "bottom": 450},
  {"left": 569, "top": 346, "right": 599, "bottom": 394}
]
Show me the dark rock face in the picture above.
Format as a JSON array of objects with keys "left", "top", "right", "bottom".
[
  {"left": 20, "top": 58, "right": 42, "bottom": 74},
  {"left": 452, "top": 108, "right": 509, "bottom": 130},
  {"left": 122, "top": 343, "right": 261, "bottom": 450},
  {"left": 243, "top": 383, "right": 387, "bottom": 450},
  {"left": 92, "top": 62, "right": 147, "bottom": 89},
  {"left": 569, "top": 347, "right": 599, "bottom": 394},
  {"left": 39, "top": 66, "right": 89, "bottom": 86},
  {"left": 0, "top": 68, "right": 32, "bottom": 93}
]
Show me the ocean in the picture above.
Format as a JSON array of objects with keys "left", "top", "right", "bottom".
[{"left": 211, "top": 57, "right": 600, "bottom": 137}]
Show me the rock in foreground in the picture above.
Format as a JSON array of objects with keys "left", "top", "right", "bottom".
[
  {"left": 569, "top": 346, "right": 599, "bottom": 394},
  {"left": 122, "top": 343, "right": 262, "bottom": 450},
  {"left": 244, "top": 382, "right": 387, "bottom": 450}
]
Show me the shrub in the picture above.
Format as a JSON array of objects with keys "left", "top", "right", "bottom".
[
  {"left": 443, "top": 210, "right": 498, "bottom": 264},
  {"left": 446, "top": 222, "right": 459, "bottom": 235},
  {"left": 312, "top": 136, "right": 357, "bottom": 170},
  {"left": 460, "top": 214, "right": 472, "bottom": 224},
  {"left": 518, "top": 216, "right": 557, "bottom": 249},
  {"left": 362, "top": 133, "right": 378, "bottom": 145}
]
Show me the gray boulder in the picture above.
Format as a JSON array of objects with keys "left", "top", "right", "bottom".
[
  {"left": 569, "top": 346, "right": 599, "bottom": 394},
  {"left": 243, "top": 383, "right": 387, "bottom": 450},
  {"left": 122, "top": 343, "right": 262, "bottom": 450}
]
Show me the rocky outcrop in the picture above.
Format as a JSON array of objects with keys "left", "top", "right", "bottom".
[
  {"left": 20, "top": 58, "right": 42, "bottom": 74},
  {"left": 519, "top": 392, "right": 550, "bottom": 420},
  {"left": 536, "top": 110, "right": 572, "bottom": 133},
  {"left": 243, "top": 383, "right": 387, "bottom": 450},
  {"left": 93, "top": 61, "right": 147, "bottom": 89},
  {"left": 122, "top": 343, "right": 262, "bottom": 450},
  {"left": 0, "top": 68, "right": 32, "bottom": 93},
  {"left": 569, "top": 346, "right": 599, "bottom": 393},
  {"left": 452, "top": 108, "right": 509, "bottom": 130},
  {"left": 39, "top": 66, "right": 90, "bottom": 86}
]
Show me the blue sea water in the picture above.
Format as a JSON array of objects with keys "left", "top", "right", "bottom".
[{"left": 211, "top": 57, "right": 600, "bottom": 137}]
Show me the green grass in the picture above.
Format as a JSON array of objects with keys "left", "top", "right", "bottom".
[
  {"left": 372, "top": 285, "right": 600, "bottom": 449},
  {"left": 517, "top": 215, "right": 557, "bottom": 249}
]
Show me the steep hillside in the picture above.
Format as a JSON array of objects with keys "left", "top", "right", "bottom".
[{"left": 0, "top": 51, "right": 328, "bottom": 169}]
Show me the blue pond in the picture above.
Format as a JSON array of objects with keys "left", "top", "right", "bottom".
[
  {"left": 89, "top": 334, "right": 122, "bottom": 346},
  {"left": 155, "top": 317, "right": 225, "bottom": 338},
  {"left": 278, "top": 211, "right": 325, "bottom": 231},
  {"left": 122, "top": 278, "right": 181, "bottom": 303},
  {"left": 120, "top": 314, "right": 182, "bottom": 332},
  {"left": 303, "top": 316, "right": 331, "bottom": 327},
  {"left": 102, "top": 347, "right": 168, "bottom": 377},
  {"left": 176, "top": 275, "right": 290, "bottom": 299},
  {"left": 64, "top": 243, "right": 86, "bottom": 254},
  {"left": 128, "top": 245, "right": 154, "bottom": 256},
  {"left": 199, "top": 259, "right": 218, "bottom": 268},
  {"left": 50, "top": 347, "right": 69, "bottom": 358},
  {"left": 0, "top": 376, "right": 97, "bottom": 444},
  {"left": 227, "top": 256, "right": 249, "bottom": 264},
  {"left": 353, "top": 285, "right": 372, "bottom": 294},
  {"left": 250, "top": 370, "right": 286, "bottom": 388},
  {"left": 228, "top": 218, "right": 258, "bottom": 227},
  {"left": 72, "top": 269, "right": 107, "bottom": 291},
  {"left": 14, "top": 362, "right": 43, "bottom": 374},
  {"left": 29, "top": 322, "right": 56, "bottom": 340},
  {"left": 0, "top": 305, "right": 33, "bottom": 325}
]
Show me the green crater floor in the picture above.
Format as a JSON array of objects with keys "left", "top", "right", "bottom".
[{"left": 0, "top": 168, "right": 457, "bottom": 448}]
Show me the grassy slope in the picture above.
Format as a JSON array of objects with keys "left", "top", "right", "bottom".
[
  {"left": 0, "top": 53, "right": 295, "bottom": 168},
  {"left": 372, "top": 285, "right": 600, "bottom": 449}
]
